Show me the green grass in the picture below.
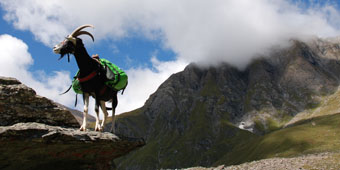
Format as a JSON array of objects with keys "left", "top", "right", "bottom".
[
  {"left": 254, "top": 118, "right": 266, "bottom": 132},
  {"left": 285, "top": 87, "right": 340, "bottom": 126},
  {"left": 306, "top": 88, "right": 340, "bottom": 117},
  {"left": 215, "top": 112, "right": 340, "bottom": 166},
  {"left": 116, "top": 88, "right": 340, "bottom": 169},
  {"left": 88, "top": 108, "right": 148, "bottom": 137},
  {"left": 117, "top": 101, "right": 258, "bottom": 169},
  {"left": 116, "top": 102, "right": 340, "bottom": 169},
  {"left": 116, "top": 106, "right": 340, "bottom": 169},
  {"left": 266, "top": 117, "right": 283, "bottom": 132},
  {"left": 200, "top": 75, "right": 220, "bottom": 96},
  {"left": 217, "top": 96, "right": 226, "bottom": 105}
]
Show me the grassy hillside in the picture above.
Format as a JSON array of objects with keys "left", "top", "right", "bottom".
[
  {"left": 214, "top": 112, "right": 340, "bottom": 166},
  {"left": 93, "top": 87, "right": 340, "bottom": 169},
  {"left": 286, "top": 87, "right": 340, "bottom": 126},
  {"left": 109, "top": 85, "right": 340, "bottom": 169},
  {"left": 87, "top": 106, "right": 340, "bottom": 169},
  {"left": 115, "top": 101, "right": 258, "bottom": 169}
]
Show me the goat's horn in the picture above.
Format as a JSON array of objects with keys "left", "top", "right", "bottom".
[
  {"left": 73, "top": 31, "right": 95, "bottom": 42},
  {"left": 70, "top": 24, "right": 94, "bottom": 37}
]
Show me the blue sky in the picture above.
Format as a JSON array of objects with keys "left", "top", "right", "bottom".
[
  {"left": 1, "top": 0, "right": 340, "bottom": 116},
  {"left": 0, "top": 7, "right": 176, "bottom": 74}
]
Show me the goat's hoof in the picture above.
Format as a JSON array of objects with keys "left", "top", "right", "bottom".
[{"left": 79, "top": 127, "right": 86, "bottom": 131}]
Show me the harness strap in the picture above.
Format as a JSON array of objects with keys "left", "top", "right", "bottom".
[
  {"left": 121, "top": 81, "right": 128, "bottom": 95},
  {"left": 78, "top": 71, "right": 97, "bottom": 82},
  {"left": 75, "top": 94, "right": 78, "bottom": 107},
  {"left": 59, "top": 84, "right": 72, "bottom": 95}
]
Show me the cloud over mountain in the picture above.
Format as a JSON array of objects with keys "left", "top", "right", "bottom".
[
  {"left": 1, "top": 0, "right": 340, "bottom": 68},
  {"left": 1, "top": 0, "right": 340, "bottom": 115}
]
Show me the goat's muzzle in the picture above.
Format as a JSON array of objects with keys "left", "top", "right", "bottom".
[{"left": 53, "top": 45, "right": 61, "bottom": 54}]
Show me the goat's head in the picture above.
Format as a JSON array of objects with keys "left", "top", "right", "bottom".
[{"left": 53, "top": 24, "right": 94, "bottom": 59}]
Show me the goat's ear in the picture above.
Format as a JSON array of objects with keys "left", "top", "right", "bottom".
[{"left": 67, "top": 35, "right": 77, "bottom": 45}]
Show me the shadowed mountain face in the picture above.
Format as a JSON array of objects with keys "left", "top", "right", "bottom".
[{"left": 113, "top": 37, "right": 340, "bottom": 169}]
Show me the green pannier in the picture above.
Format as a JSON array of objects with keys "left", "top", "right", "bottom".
[
  {"left": 72, "top": 76, "right": 82, "bottom": 94},
  {"left": 72, "top": 58, "right": 128, "bottom": 94}
]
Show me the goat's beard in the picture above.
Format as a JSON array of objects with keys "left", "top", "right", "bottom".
[
  {"left": 58, "top": 53, "right": 71, "bottom": 62},
  {"left": 57, "top": 42, "right": 75, "bottom": 61}
]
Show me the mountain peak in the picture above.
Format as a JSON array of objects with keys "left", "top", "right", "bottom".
[{"left": 114, "top": 37, "right": 340, "bottom": 169}]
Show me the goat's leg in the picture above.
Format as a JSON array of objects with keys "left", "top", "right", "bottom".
[
  {"left": 80, "top": 93, "right": 89, "bottom": 131},
  {"left": 94, "top": 99, "right": 102, "bottom": 131},
  {"left": 111, "top": 109, "right": 116, "bottom": 133},
  {"left": 100, "top": 101, "right": 108, "bottom": 131},
  {"left": 110, "top": 94, "right": 118, "bottom": 133}
]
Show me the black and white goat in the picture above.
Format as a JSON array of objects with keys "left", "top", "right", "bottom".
[{"left": 53, "top": 25, "right": 117, "bottom": 133}]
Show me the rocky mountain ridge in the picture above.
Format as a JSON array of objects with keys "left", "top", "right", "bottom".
[{"left": 113, "top": 37, "right": 340, "bottom": 169}]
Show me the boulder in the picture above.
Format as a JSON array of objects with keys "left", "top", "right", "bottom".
[
  {"left": 0, "top": 76, "right": 145, "bottom": 169},
  {"left": 0, "top": 122, "right": 145, "bottom": 170},
  {"left": 0, "top": 76, "right": 79, "bottom": 127}
]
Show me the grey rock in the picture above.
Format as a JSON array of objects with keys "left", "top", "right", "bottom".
[
  {"left": 0, "top": 77, "right": 145, "bottom": 170},
  {"left": 0, "top": 76, "right": 21, "bottom": 85},
  {"left": 0, "top": 77, "right": 79, "bottom": 127},
  {"left": 0, "top": 122, "right": 145, "bottom": 170}
]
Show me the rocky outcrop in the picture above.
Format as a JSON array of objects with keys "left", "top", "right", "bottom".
[
  {"left": 0, "top": 77, "right": 79, "bottom": 127},
  {"left": 0, "top": 77, "right": 145, "bottom": 170},
  {"left": 114, "top": 37, "right": 340, "bottom": 169},
  {"left": 0, "top": 122, "right": 144, "bottom": 170}
]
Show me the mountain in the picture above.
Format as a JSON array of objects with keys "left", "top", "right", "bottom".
[
  {"left": 111, "top": 37, "right": 340, "bottom": 169},
  {"left": 0, "top": 76, "right": 145, "bottom": 170},
  {"left": 55, "top": 103, "right": 96, "bottom": 125}
]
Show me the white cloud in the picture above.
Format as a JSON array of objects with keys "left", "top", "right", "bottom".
[
  {"left": 0, "top": 34, "right": 75, "bottom": 107},
  {"left": 1, "top": 0, "right": 340, "bottom": 116},
  {"left": 1, "top": 0, "right": 340, "bottom": 68}
]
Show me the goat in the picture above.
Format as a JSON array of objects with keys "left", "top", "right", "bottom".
[{"left": 53, "top": 25, "right": 117, "bottom": 133}]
